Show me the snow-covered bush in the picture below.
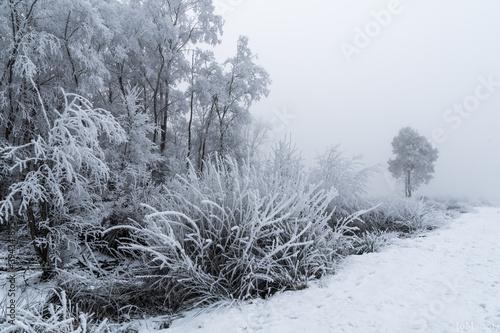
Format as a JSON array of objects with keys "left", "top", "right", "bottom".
[
  {"left": 0, "top": 288, "right": 112, "bottom": 333},
  {"left": 114, "top": 155, "right": 342, "bottom": 310},
  {"left": 423, "top": 196, "right": 474, "bottom": 219},
  {"left": 356, "top": 203, "right": 393, "bottom": 233},
  {"left": 310, "top": 145, "right": 378, "bottom": 222},
  {"left": 263, "top": 138, "right": 304, "bottom": 190},
  {"left": 387, "top": 197, "right": 439, "bottom": 233},
  {"left": 55, "top": 267, "right": 157, "bottom": 323},
  {"left": 440, "top": 197, "right": 474, "bottom": 214},
  {"left": 353, "top": 230, "right": 396, "bottom": 254}
]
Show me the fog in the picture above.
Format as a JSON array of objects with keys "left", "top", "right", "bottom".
[{"left": 214, "top": 0, "right": 500, "bottom": 203}]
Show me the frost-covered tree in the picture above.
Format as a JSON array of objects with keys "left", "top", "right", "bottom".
[
  {"left": 388, "top": 127, "right": 438, "bottom": 197},
  {"left": 213, "top": 36, "right": 271, "bottom": 158},
  {"left": 0, "top": 90, "right": 125, "bottom": 278},
  {"left": 1, "top": 0, "right": 58, "bottom": 143},
  {"left": 104, "top": 85, "right": 160, "bottom": 229},
  {"left": 0, "top": 0, "right": 113, "bottom": 144},
  {"left": 107, "top": 85, "right": 158, "bottom": 179},
  {"left": 184, "top": 38, "right": 270, "bottom": 169},
  {"left": 1, "top": 0, "right": 269, "bottom": 178},
  {"left": 184, "top": 49, "right": 221, "bottom": 167},
  {"left": 124, "top": 0, "right": 223, "bottom": 154}
]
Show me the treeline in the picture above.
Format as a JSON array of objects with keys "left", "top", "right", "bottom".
[{"left": 0, "top": 0, "right": 270, "bottom": 170}]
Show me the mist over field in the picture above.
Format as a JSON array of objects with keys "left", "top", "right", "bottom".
[{"left": 216, "top": 0, "right": 500, "bottom": 203}]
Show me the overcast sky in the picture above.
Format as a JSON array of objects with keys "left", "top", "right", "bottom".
[{"left": 213, "top": 0, "right": 500, "bottom": 202}]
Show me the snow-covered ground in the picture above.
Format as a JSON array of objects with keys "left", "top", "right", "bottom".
[{"left": 149, "top": 207, "right": 500, "bottom": 333}]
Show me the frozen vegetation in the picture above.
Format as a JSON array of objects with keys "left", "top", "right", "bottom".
[
  {"left": 0, "top": 1, "right": 498, "bottom": 332},
  {"left": 0, "top": 139, "right": 492, "bottom": 331},
  {"left": 159, "top": 207, "right": 500, "bottom": 333}
]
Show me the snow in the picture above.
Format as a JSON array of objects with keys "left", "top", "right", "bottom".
[{"left": 148, "top": 207, "right": 500, "bottom": 333}]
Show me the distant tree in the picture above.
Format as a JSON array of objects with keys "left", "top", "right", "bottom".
[{"left": 388, "top": 127, "right": 438, "bottom": 198}]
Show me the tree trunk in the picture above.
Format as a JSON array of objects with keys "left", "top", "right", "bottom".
[
  {"left": 405, "top": 170, "right": 412, "bottom": 198},
  {"left": 160, "top": 101, "right": 168, "bottom": 153},
  {"left": 187, "top": 90, "right": 194, "bottom": 162},
  {"left": 199, "top": 118, "right": 211, "bottom": 172},
  {"left": 198, "top": 103, "right": 215, "bottom": 171},
  {"left": 219, "top": 128, "right": 224, "bottom": 156},
  {"left": 187, "top": 51, "right": 195, "bottom": 164},
  {"left": 27, "top": 204, "right": 54, "bottom": 280}
]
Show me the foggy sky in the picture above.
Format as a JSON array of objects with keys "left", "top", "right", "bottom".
[{"left": 214, "top": 0, "right": 500, "bottom": 202}]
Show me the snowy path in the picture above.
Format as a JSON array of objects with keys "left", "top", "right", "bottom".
[{"left": 151, "top": 207, "right": 500, "bottom": 333}]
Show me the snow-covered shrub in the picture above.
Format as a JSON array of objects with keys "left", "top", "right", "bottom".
[
  {"left": 0, "top": 288, "right": 112, "bottom": 333},
  {"left": 353, "top": 230, "right": 396, "bottom": 254},
  {"left": 357, "top": 203, "right": 393, "bottom": 233},
  {"left": 310, "top": 145, "right": 378, "bottom": 222},
  {"left": 263, "top": 138, "right": 304, "bottom": 190},
  {"left": 388, "top": 197, "right": 439, "bottom": 233},
  {"left": 442, "top": 197, "right": 474, "bottom": 214},
  {"left": 115, "top": 155, "right": 341, "bottom": 310},
  {"left": 424, "top": 198, "right": 447, "bottom": 212},
  {"left": 55, "top": 267, "right": 157, "bottom": 323},
  {"left": 424, "top": 196, "right": 474, "bottom": 219}
]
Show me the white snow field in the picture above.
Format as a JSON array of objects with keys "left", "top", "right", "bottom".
[{"left": 149, "top": 207, "right": 500, "bottom": 333}]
